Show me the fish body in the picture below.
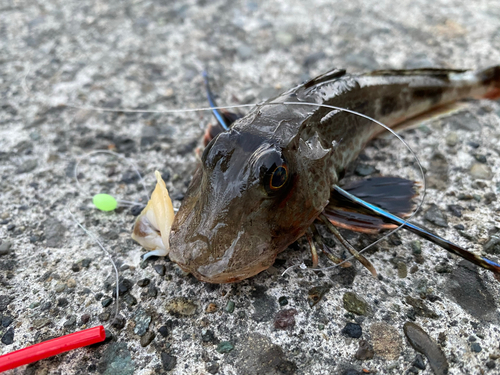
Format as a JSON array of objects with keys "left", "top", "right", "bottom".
[{"left": 165, "top": 66, "right": 500, "bottom": 283}]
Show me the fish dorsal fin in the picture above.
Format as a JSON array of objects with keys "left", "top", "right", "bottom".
[
  {"left": 303, "top": 68, "right": 346, "bottom": 88},
  {"left": 366, "top": 68, "right": 468, "bottom": 79}
]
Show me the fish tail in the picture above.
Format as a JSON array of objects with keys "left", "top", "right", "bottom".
[{"left": 476, "top": 65, "right": 500, "bottom": 99}]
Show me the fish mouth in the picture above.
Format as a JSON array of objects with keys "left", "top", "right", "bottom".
[{"left": 169, "top": 228, "right": 276, "bottom": 284}]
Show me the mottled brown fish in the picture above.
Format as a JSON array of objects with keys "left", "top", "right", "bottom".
[{"left": 134, "top": 66, "right": 500, "bottom": 283}]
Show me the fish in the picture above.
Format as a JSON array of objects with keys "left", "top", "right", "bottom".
[{"left": 133, "top": 66, "right": 500, "bottom": 283}]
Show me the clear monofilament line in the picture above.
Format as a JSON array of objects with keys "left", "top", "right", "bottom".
[
  {"left": 67, "top": 207, "right": 120, "bottom": 329},
  {"left": 67, "top": 99, "right": 426, "bottom": 275}
]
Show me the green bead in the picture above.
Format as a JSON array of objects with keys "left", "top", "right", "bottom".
[{"left": 93, "top": 194, "right": 118, "bottom": 211}]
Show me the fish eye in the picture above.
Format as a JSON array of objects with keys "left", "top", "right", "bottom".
[{"left": 269, "top": 165, "right": 288, "bottom": 190}]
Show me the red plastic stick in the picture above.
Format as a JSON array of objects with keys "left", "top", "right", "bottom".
[{"left": 0, "top": 325, "right": 105, "bottom": 372}]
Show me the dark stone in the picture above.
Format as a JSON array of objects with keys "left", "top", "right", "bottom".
[
  {"left": 1, "top": 327, "right": 14, "bottom": 345},
  {"left": 404, "top": 322, "right": 449, "bottom": 375},
  {"left": 216, "top": 341, "right": 234, "bottom": 353},
  {"left": 112, "top": 315, "right": 126, "bottom": 330},
  {"left": 80, "top": 314, "right": 90, "bottom": 324},
  {"left": 147, "top": 284, "right": 158, "bottom": 298},
  {"left": 330, "top": 266, "right": 357, "bottom": 287},
  {"left": 278, "top": 296, "right": 288, "bottom": 306},
  {"left": 448, "top": 261, "right": 497, "bottom": 321},
  {"left": 57, "top": 298, "right": 69, "bottom": 307},
  {"left": 0, "top": 295, "right": 13, "bottom": 312},
  {"left": 251, "top": 286, "right": 276, "bottom": 322},
  {"left": 2, "top": 316, "right": 14, "bottom": 327},
  {"left": 202, "top": 329, "right": 219, "bottom": 344},
  {"left": 355, "top": 339, "right": 374, "bottom": 360},
  {"left": 102, "top": 297, "right": 113, "bottom": 307},
  {"left": 274, "top": 309, "right": 297, "bottom": 330},
  {"left": 158, "top": 325, "right": 169, "bottom": 338},
  {"left": 413, "top": 353, "right": 426, "bottom": 369},
  {"left": 424, "top": 204, "right": 448, "bottom": 227},
  {"left": 161, "top": 352, "right": 177, "bottom": 371},
  {"left": 206, "top": 362, "right": 220, "bottom": 374},
  {"left": 486, "top": 360, "right": 496, "bottom": 369},
  {"left": 140, "top": 331, "right": 155, "bottom": 347},
  {"left": 71, "top": 263, "right": 81, "bottom": 272},
  {"left": 137, "top": 278, "right": 150, "bottom": 287},
  {"left": 470, "top": 342, "right": 482, "bottom": 352},
  {"left": 118, "top": 279, "right": 133, "bottom": 295},
  {"left": 341, "top": 322, "right": 362, "bottom": 338},
  {"left": 153, "top": 264, "right": 166, "bottom": 276},
  {"left": 130, "top": 205, "right": 143, "bottom": 216},
  {"left": 447, "top": 204, "right": 463, "bottom": 217},
  {"left": 123, "top": 294, "right": 137, "bottom": 306}
]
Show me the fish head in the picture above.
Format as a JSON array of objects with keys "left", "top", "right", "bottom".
[{"left": 169, "top": 128, "right": 333, "bottom": 283}]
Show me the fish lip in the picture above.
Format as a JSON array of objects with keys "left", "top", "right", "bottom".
[{"left": 169, "top": 229, "right": 275, "bottom": 283}]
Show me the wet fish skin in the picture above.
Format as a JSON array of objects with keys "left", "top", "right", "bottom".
[{"left": 169, "top": 66, "right": 500, "bottom": 283}]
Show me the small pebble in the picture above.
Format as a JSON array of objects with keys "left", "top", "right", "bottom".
[
  {"left": 57, "top": 298, "right": 69, "bottom": 307},
  {"left": 112, "top": 315, "right": 126, "bottom": 330},
  {"left": 274, "top": 309, "right": 297, "bottom": 330},
  {"left": 341, "top": 322, "right": 362, "bottom": 338},
  {"left": 225, "top": 301, "right": 235, "bottom": 313},
  {"left": 153, "top": 264, "right": 166, "bottom": 276},
  {"left": 1, "top": 327, "right": 14, "bottom": 345},
  {"left": 470, "top": 163, "right": 492, "bottom": 180},
  {"left": 166, "top": 297, "right": 197, "bottom": 316},
  {"left": 278, "top": 296, "right": 288, "bottom": 306},
  {"left": 355, "top": 339, "right": 374, "bottom": 360},
  {"left": 101, "top": 297, "right": 113, "bottom": 308},
  {"left": 206, "top": 362, "right": 220, "bottom": 374},
  {"left": 486, "top": 360, "right": 496, "bottom": 369},
  {"left": 202, "top": 329, "right": 218, "bottom": 344},
  {"left": 137, "top": 278, "right": 150, "bottom": 287},
  {"left": 343, "top": 292, "right": 368, "bottom": 316},
  {"left": 471, "top": 342, "right": 482, "bottom": 353},
  {"left": 206, "top": 303, "right": 218, "bottom": 313},
  {"left": 98, "top": 312, "right": 111, "bottom": 322},
  {"left": 80, "top": 314, "right": 90, "bottom": 324},
  {"left": 216, "top": 341, "right": 234, "bottom": 354},
  {"left": 140, "top": 331, "right": 156, "bottom": 347},
  {"left": 0, "top": 241, "right": 12, "bottom": 256},
  {"left": 158, "top": 326, "right": 169, "bottom": 338},
  {"left": 161, "top": 352, "right": 177, "bottom": 371},
  {"left": 1, "top": 316, "right": 13, "bottom": 327},
  {"left": 413, "top": 353, "right": 426, "bottom": 370}
]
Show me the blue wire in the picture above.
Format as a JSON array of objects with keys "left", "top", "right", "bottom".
[{"left": 202, "top": 71, "right": 229, "bottom": 131}]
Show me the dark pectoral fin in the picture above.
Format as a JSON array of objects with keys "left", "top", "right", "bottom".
[
  {"left": 333, "top": 185, "right": 500, "bottom": 275},
  {"left": 324, "top": 177, "right": 417, "bottom": 234}
]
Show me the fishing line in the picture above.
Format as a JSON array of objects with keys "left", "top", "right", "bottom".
[
  {"left": 74, "top": 149, "right": 149, "bottom": 208},
  {"left": 278, "top": 101, "right": 427, "bottom": 274},
  {"left": 64, "top": 99, "right": 426, "bottom": 276},
  {"left": 67, "top": 206, "right": 120, "bottom": 330}
]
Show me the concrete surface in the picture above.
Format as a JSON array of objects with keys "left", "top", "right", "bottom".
[{"left": 1, "top": 0, "right": 500, "bottom": 374}]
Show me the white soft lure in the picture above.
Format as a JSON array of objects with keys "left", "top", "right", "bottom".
[{"left": 132, "top": 171, "right": 175, "bottom": 259}]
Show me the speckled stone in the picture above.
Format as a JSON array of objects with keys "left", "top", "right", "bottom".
[
  {"left": 165, "top": 297, "right": 197, "bottom": 316},
  {"left": 343, "top": 292, "right": 369, "bottom": 316},
  {"left": 404, "top": 322, "right": 448, "bottom": 375},
  {"left": 370, "top": 322, "right": 402, "bottom": 360}
]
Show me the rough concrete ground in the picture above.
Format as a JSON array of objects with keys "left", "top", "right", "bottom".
[{"left": 1, "top": 0, "right": 500, "bottom": 374}]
